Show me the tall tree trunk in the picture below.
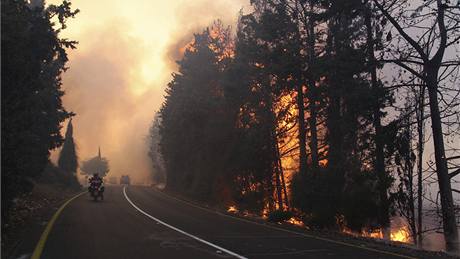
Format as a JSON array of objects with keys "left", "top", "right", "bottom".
[
  {"left": 270, "top": 99, "right": 284, "bottom": 210},
  {"left": 273, "top": 135, "right": 284, "bottom": 210},
  {"left": 308, "top": 95, "right": 319, "bottom": 169},
  {"left": 276, "top": 141, "right": 290, "bottom": 208},
  {"left": 280, "top": 167, "right": 289, "bottom": 208},
  {"left": 297, "top": 0, "right": 318, "bottom": 173},
  {"left": 428, "top": 2, "right": 458, "bottom": 251},
  {"left": 326, "top": 89, "right": 343, "bottom": 172},
  {"left": 274, "top": 170, "right": 284, "bottom": 210},
  {"left": 267, "top": 181, "right": 275, "bottom": 212},
  {"left": 416, "top": 84, "right": 425, "bottom": 246},
  {"left": 296, "top": 83, "right": 308, "bottom": 176},
  {"left": 306, "top": 0, "right": 319, "bottom": 170},
  {"left": 407, "top": 139, "right": 417, "bottom": 244},
  {"left": 325, "top": 16, "right": 344, "bottom": 175},
  {"left": 426, "top": 69, "right": 459, "bottom": 252},
  {"left": 364, "top": 4, "right": 390, "bottom": 236}
]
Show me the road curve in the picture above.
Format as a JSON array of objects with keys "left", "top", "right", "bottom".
[{"left": 25, "top": 186, "right": 413, "bottom": 259}]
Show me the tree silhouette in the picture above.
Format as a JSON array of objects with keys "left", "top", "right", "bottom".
[
  {"left": 58, "top": 119, "right": 78, "bottom": 174},
  {"left": 148, "top": 113, "right": 166, "bottom": 184},
  {"left": 1, "top": 0, "right": 78, "bottom": 222},
  {"left": 153, "top": 0, "right": 460, "bottom": 251},
  {"left": 80, "top": 148, "right": 109, "bottom": 177}
]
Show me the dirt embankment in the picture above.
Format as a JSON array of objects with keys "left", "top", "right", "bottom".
[{"left": 2, "top": 183, "right": 82, "bottom": 258}]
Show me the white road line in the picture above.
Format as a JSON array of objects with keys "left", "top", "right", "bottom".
[
  {"left": 122, "top": 186, "right": 248, "bottom": 259},
  {"left": 151, "top": 188, "right": 417, "bottom": 259}
]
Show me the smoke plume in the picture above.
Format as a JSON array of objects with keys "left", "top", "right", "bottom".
[{"left": 50, "top": 0, "right": 248, "bottom": 183}]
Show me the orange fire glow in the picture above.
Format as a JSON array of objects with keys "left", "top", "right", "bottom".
[
  {"left": 262, "top": 203, "right": 270, "bottom": 219},
  {"left": 342, "top": 226, "right": 411, "bottom": 243},
  {"left": 390, "top": 226, "right": 411, "bottom": 243},
  {"left": 275, "top": 92, "right": 299, "bottom": 200},
  {"left": 178, "top": 41, "right": 195, "bottom": 56},
  {"left": 287, "top": 217, "right": 304, "bottom": 227},
  {"left": 361, "top": 229, "right": 383, "bottom": 239},
  {"left": 227, "top": 205, "right": 238, "bottom": 213}
]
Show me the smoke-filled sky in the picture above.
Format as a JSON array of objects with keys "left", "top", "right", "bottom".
[{"left": 49, "top": 0, "right": 249, "bottom": 183}]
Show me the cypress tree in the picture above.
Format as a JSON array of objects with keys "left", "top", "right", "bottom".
[{"left": 58, "top": 119, "right": 78, "bottom": 174}]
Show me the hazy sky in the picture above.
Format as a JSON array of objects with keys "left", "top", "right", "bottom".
[{"left": 49, "top": 0, "right": 249, "bottom": 182}]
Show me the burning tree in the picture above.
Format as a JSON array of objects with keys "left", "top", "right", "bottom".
[
  {"left": 159, "top": 21, "right": 236, "bottom": 200},
  {"left": 154, "top": 0, "right": 460, "bottom": 252}
]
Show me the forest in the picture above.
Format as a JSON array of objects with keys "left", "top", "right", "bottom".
[{"left": 150, "top": 0, "right": 460, "bottom": 252}]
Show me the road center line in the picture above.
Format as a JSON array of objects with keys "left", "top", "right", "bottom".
[{"left": 122, "top": 186, "right": 248, "bottom": 259}]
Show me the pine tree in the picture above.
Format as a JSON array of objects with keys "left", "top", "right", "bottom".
[{"left": 160, "top": 21, "right": 234, "bottom": 199}]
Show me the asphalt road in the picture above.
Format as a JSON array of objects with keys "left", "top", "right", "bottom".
[{"left": 25, "top": 186, "right": 414, "bottom": 259}]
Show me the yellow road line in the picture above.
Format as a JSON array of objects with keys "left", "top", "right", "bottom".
[{"left": 31, "top": 191, "right": 86, "bottom": 259}]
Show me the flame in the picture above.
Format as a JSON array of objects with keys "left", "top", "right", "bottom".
[
  {"left": 275, "top": 92, "right": 299, "bottom": 199},
  {"left": 254, "top": 62, "right": 265, "bottom": 68},
  {"left": 177, "top": 23, "right": 234, "bottom": 61},
  {"left": 319, "top": 159, "right": 328, "bottom": 167},
  {"left": 342, "top": 228, "right": 383, "bottom": 240},
  {"left": 275, "top": 90, "right": 329, "bottom": 207},
  {"left": 178, "top": 40, "right": 195, "bottom": 56},
  {"left": 227, "top": 205, "right": 238, "bottom": 213},
  {"left": 262, "top": 203, "right": 270, "bottom": 219},
  {"left": 287, "top": 217, "right": 304, "bottom": 227},
  {"left": 390, "top": 226, "right": 411, "bottom": 243},
  {"left": 342, "top": 226, "right": 411, "bottom": 243},
  {"left": 362, "top": 229, "right": 383, "bottom": 239}
]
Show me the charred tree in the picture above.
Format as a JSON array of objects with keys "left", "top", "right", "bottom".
[{"left": 374, "top": 0, "right": 459, "bottom": 250}]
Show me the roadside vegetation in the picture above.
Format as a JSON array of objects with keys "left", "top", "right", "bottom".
[
  {"left": 2, "top": 0, "right": 80, "bottom": 232},
  {"left": 150, "top": 0, "right": 460, "bottom": 253}
]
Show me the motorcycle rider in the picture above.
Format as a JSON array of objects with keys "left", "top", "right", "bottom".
[{"left": 89, "top": 173, "right": 104, "bottom": 200}]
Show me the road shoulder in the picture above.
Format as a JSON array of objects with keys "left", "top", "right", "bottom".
[
  {"left": 2, "top": 183, "right": 83, "bottom": 259},
  {"left": 154, "top": 187, "right": 458, "bottom": 259}
]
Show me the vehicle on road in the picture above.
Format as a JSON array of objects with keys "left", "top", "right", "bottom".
[
  {"left": 89, "top": 184, "right": 104, "bottom": 201},
  {"left": 120, "top": 175, "right": 130, "bottom": 185},
  {"left": 88, "top": 174, "right": 105, "bottom": 201}
]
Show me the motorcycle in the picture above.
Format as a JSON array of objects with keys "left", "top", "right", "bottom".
[{"left": 88, "top": 183, "right": 104, "bottom": 201}]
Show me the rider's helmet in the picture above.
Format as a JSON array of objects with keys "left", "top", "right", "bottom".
[{"left": 93, "top": 173, "right": 99, "bottom": 178}]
